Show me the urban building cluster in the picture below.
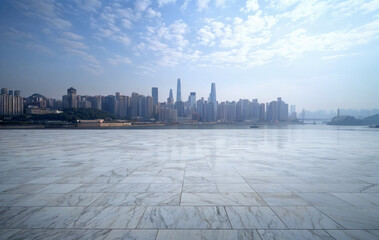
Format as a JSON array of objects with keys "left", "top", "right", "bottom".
[
  {"left": 1, "top": 80, "right": 297, "bottom": 123},
  {"left": 0, "top": 88, "right": 24, "bottom": 115}
]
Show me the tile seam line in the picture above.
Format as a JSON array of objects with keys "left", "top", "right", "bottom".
[
  {"left": 234, "top": 167, "right": 290, "bottom": 230},
  {"left": 2, "top": 227, "right": 378, "bottom": 230}
]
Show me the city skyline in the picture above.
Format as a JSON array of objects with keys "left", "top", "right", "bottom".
[{"left": 0, "top": 0, "right": 378, "bottom": 111}]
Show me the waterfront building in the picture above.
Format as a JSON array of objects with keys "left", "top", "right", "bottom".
[
  {"left": 176, "top": 78, "right": 181, "bottom": 103},
  {"left": 0, "top": 88, "right": 24, "bottom": 115},
  {"left": 152, "top": 87, "right": 158, "bottom": 106},
  {"left": 62, "top": 87, "right": 77, "bottom": 109}
]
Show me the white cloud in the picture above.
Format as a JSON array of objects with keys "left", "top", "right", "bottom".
[
  {"left": 157, "top": 0, "right": 176, "bottom": 7},
  {"left": 279, "top": 0, "right": 329, "bottom": 22},
  {"left": 121, "top": 19, "right": 133, "bottom": 29},
  {"left": 74, "top": 0, "right": 102, "bottom": 13},
  {"left": 59, "top": 39, "right": 88, "bottom": 49},
  {"left": 197, "top": 12, "right": 276, "bottom": 48},
  {"left": 14, "top": 0, "right": 72, "bottom": 30},
  {"left": 108, "top": 55, "right": 132, "bottom": 65},
  {"left": 113, "top": 35, "right": 132, "bottom": 46},
  {"left": 197, "top": 0, "right": 211, "bottom": 11},
  {"left": 334, "top": 0, "right": 379, "bottom": 16},
  {"left": 135, "top": 0, "right": 151, "bottom": 12},
  {"left": 180, "top": 0, "right": 190, "bottom": 11},
  {"left": 146, "top": 8, "right": 162, "bottom": 18},
  {"left": 215, "top": 0, "right": 226, "bottom": 8},
  {"left": 63, "top": 32, "right": 83, "bottom": 40},
  {"left": 241, "top": 0, "right": 259, "bottom": 13}
]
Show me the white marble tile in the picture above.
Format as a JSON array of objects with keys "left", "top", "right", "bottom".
[
  {"left": 272, "top": 206, "right": 343, "bottom": 229},
  {"left": 225, "top": 206, "right": 287, "bottom": 229},
  {"left": 217, "top": 184, "right": 255, "bottom": 193},
  {"left": 183, "top": 184, "right": 219, "bottom": 193},
  {"left": 332, "top": 193, "right": 379, "bottom": 207},
  {"left": 47, "top": 193, "right": 103, "bottom": 206},
  {"left": 91, "top": 192, "right": 180, "bottom": 206},
  {"left": 5, "top": 229, "right": 111, "bottom": 240},
  {"left": 72, "top": 184, "right": 114, "bottom": 193},
  {"left": 258, "top": 230, "right": 334, "bottom": 240},
  {"left": 72, "top": 206, "right": 146, "bottom": 229},
  {"left": 11, "top": 193, "right": 63, "bottom": 207},
  {"left": 104, "top": 230, "right": 157, "bottom": 240},
  {"left": 295, "top": 193, "right": 353, "bottom": 207},
  {"left": 137, "top": 206, "right": 231, "bottom": 229},
  {"left": 317, "top": 206, "right": 379, "bottom": 229},
  {"left": 249, "top": 184, "right": 290, "bottom": 193},
  {"left": 259, "top": 193, "right": 309, "bottom": 206},
  {"left": 26, "top": 177, "right": 62, "bottom": 184},
  {"left": 146, "top": 183, "right": 182, "bottom": 193},
  {"left": 327, "top": 230, "right": 379, "bottom": 240},
  {"left": 12, "top": 207, "right": 84, "bottom": 228},
  {"left": 181, "top": 193, "right": 266, "bottom": 205},
  {"left": 38, "top": 184, "right": 82, "bottom": 194},
  {"left": 0, "top": 229, "right": 21, "bottom": 240},
  {"left": 156, "top": 230, "right": 262, "bottom": 240}
]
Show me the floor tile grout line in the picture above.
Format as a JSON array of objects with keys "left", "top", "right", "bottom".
[
  {"left": 312, "top": 205, "right": 347, "bottom": 231},
  {"left": 236, "top": 169, "right": 290, "bottom": 230},
  {"left": 179, "top": 161, "right": 187, "bottom": 206}
]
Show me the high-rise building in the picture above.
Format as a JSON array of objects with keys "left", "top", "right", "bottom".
[
  {"left": 176, "top": 78, "right": 181, "bottom": 103},
  {"left": 0, "top": 88, "right": 23, "bottom": 115},
  {"left": 208, "top": 83, "right": 216, "bottom": 104},
  {"left": 208, "top": 83, "right": 217, "bottom": 121},
  {"left": 167, "top": 88, "right": 174, "bottom": 106},
  {"left": 152, "top": 87, "right": 158, "bottom": 106},
  {"left": 290, "top": 105, "right": 296, "bottom": 114},
  {"left": 63, "top": 87, "right": 77, "bottom": 109},
  {"left": 131, "top": 92, "right": 139, "bottom": 118},
  {"left": 145, "top": 96, "right": 153, "bottom": 118},
  {"left": 189, "top": 92, "right": 196, "bottom": 108}
]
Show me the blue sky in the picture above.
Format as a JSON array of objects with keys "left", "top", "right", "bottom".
[{"left": 0, "top": 0, "right": 378, "bottom": 111}]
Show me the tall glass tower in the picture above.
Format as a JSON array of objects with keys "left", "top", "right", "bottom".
[
  {"left": 176, "top": 78, "right": 182, "bottom": 103},
  {"left": 209, "top": 83, "right": 216, "bottom": 104},
  {"left": 152, "top": 87, "right": 158, "bottom": 106}
]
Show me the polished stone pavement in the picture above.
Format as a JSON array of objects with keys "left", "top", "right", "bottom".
[{"left": 0, "top": 127, "right": 378, "bottom": 240}]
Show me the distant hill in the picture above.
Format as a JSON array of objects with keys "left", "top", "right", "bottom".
[
  {"left": 362, "top": 114, "right": 379, "bottom": 125},
  {"left": 327, "top": 114, "right": 379, "bottom": 126},
  {"left": 327, "top": 115, "right": 363, "bottom": 125}
]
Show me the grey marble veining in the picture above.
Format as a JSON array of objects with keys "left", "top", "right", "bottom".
[
  {"left": 271, "top": 206, "right": 343, "bottom": 229},
  {"left": 104, "top": 230, "right": 157, "bottom": 240},
  {"left": 316, "top": 206, "right": 379, "bottom": 229},
  {"left": 156, "top": 230, "right": 262, "bottom": 240},
  {"left": 258, "top": 230, "right": 335, "bottom": 240},
  {"left": 259, "top": 193, "right": 309, "bottom": 206},
  {"left": 137, "top": 206, "right": 231, "bottom": 229},
  {"left": 91, "top": 192, "right": 180, "bottom": 206},
  {"left": 225, "top": 206, "right": 287, "bottom": 229},
  {"left": 72, "top": 206, "right": 146, "bottom": 229},
  {"left": 327, "top": 230, "right": 379, "bottom": 240},
  {"left": 3, "top": 229, "right": 111, "bottom": 240},
  {"left": 181, "top": 192, "right": 266, "bottom": 205},
  {"left": 0, "top": 127, "right": 378, "bottom": 237}
]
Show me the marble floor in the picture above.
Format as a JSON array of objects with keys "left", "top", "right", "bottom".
[{"left": 0, "top": 127, "right": 378, "bottom": 240}]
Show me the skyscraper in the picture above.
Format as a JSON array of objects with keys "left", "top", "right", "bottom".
[
  {"left": 176, "top": 78, "right": 181, "bottom": 103},
  {"left": 152, "top": 87, "right": 158, "bottom": 106},
  {"left": 189, "top": 92, "right": 196, "bottom": 108},
  {"left": 208, "top": 83, "right": 216, "bottom": 104},
  {"left": 167, "top": 88, "right": 174, "bottom": 105},
  {"left": 208, "top": 83, "right": 217, "bottom": 121},
  {"left": 63, "top": 87, "right": 77, "bottom": 109}
]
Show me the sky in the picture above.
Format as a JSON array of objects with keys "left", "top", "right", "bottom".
[{"left": 0, "top": 0, "right": 378, "bottom": 111}]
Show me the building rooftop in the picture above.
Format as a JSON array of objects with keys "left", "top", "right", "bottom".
[{"left": 0, "top": 127, "right": 378, "bottom": 240}]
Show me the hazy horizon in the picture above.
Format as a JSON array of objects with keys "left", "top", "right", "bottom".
[{"left": 0, "top": 0, "right": 378, "bottom": 111}]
